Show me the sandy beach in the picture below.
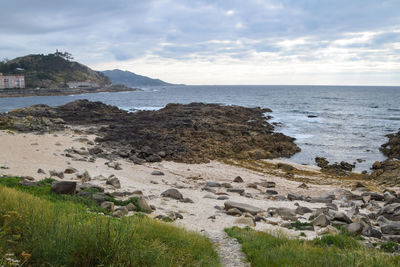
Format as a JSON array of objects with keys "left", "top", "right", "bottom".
[{"left": 0, "top": 128, "right": 375, "bottom": 240}]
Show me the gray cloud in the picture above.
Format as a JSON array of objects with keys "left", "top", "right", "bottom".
[{"left": 1, "top": 0, "right": 400, "bottom": 84}]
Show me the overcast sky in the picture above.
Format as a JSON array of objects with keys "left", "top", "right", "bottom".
[{"left": 1, "top": 0, "right": 400, "bottom": 85}]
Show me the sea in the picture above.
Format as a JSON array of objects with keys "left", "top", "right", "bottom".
[{"left": 1, "top": 85, "right": 400, "bottom": 172}]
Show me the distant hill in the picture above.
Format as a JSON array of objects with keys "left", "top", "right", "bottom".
[
  {"left": 102, "top": 69, "right": 179, "bottom": 87},
  {"left": 0, "top": 53, "right": 111, "bottom": 88}
]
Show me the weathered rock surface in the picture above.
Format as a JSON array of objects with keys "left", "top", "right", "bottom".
[
  {"left": 1, "top": 100, "right": 300, "bottom": 164},
  {"left": 224, "top": 201, "right": 264, "bottom": 215}
]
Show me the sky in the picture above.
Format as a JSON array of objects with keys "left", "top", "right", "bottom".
[{"left": 1, "top": 0, "right": 400, "bottom": 85}]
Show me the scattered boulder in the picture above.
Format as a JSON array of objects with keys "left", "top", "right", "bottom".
[
  {"left": 298, "top": 183, "right": 309, "bottom": 189},
  {"left": 50, "top": 181, "right": 76, "bottom": 195},
  {"left": 247, "top": 183, "right": 258, "bottom": 189},
  {"left": 181, "top": 198, "right": 194, "bottom": 203},
  {"left": 113, "top": 207, "right": 129, "bottom": 218},
  {"left": 126, "top": 203, "right": 137, "bottom": 212},
  {"left": 317, "top": 225, "right": 339, "bottom": 236},
  {"left": 377, "top": 203, "right": 400, "bottom": 221},
  {"left": 37, "top": 168, "right": 46, "bottom": 174},
  {"left": 288, "top": 193, "right": 304, "bottom": 201},
  {"left": 258, "top": 181, "right": 276, "bottom": 188},
  {"left": 137, "top": 197, "right": 153, "bottom": 213},
  {"left": 106, "top": 175, "right": 121, "bottom": 189},
  {"left": 266, "top": 190, "right": 278, "bottom": 195},
  {"left": 79, "top": 183, "right": 104, "bottom": 192},
  {"left": 77, "top": 170, "right": 91, "bottom": 183},
  {"left": 106, "top": 161, "right": 122, "bottom": 170},
  {"left": 333, "top": 212, "right": 353, "bottom": 224},
  {"left": 277, "top": 163, "right": 294, "bottom": 172},
  {"left": 312, "top": 214, "right": 330, "bottom": 227},
  {"left": 224, "top": 201, "right": 264, "bottom": 215},
  {"left": 161, "top": 189, "right": 183, "bottom": 200},
  {"left": 295, "top": 206, "right": 312, "bottom": 215},
  {"left": 151, "top": 170, "right": 165, "bottom": 176},
  {"left": 49, "top": 170, "right": 64, "bottom": 179},
  {"left": 381, "top": 222, "right": 400, "bottom": 235},
  {"left": 233, "top": 176, "right": 244, "bottom": 183},
  {"left": 92, "top": 193, "right": 109, "bottom": 204}
]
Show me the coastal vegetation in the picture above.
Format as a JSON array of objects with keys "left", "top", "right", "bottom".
[
  {"left": 0, "top": 53, "right": 110, "bottom": 88},
  {"left": 0, "top": 178, "right": 220, "bottom": 266},
  {"left": 225, "top": 227, "right": 400, "bottom": 267}
]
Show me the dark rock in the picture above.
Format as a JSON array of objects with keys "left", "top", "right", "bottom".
[
  {"left": 50, "top": 181, "right": 76, "bottom": 195},
  {"left": 89, "top": 147, "right": 103, "bottom": 155},
  {"left": 361, "top": 192, "right": 384, "bottom": 201},
  {"left": 227, "top": 188, "right": 245, "bottom": 194},
  {"left": 247, "top": 183, "right": 258, "bottom": 189},
  {"left": 217, "top": 196, "right": 229, "bottom": 200},
  {"left": 266, "top": 190, "right": 278, "bottom": 195},
  {"left": 315, "top": 157, "right": 329, "bottom": 168},
  {"left": 37, "top": 168, "right": 46, "bottom": 174},
  {"left": 151, "top": 170, "right": 165, "bottom": 176},
  {"left": 64, "top": 167, "right": 77, "bottom": 174},
  {"left": 233, "top": 176, "right": 244, "bottom": 183},
  {"left": 161, "top": 188, "right": 183, "bottom": 200},
  {"left": 221, "top": 183, "right": 232, "bottom": 188},
  {"left": 298, "top": 183, "right": 309, "bottom": 189}
]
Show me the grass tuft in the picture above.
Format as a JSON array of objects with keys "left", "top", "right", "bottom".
[{"left": 225, "top": 226, "right": 400, "bottom": 267}]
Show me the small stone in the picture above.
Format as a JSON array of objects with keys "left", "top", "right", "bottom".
[
  {"left": 151, "top": 170, "right": 165, "bottom": 176},
  {"left": 298, "top": 183, "right": 309, "bottom": 189},
  {"left": 288, "top": 193, "right": 303, "bottom": 201},
  {"left": 37, "top": 168, "right": 46, "bottom": 174},
  {"left": 49, "top": 170, "right": 64, "bottom": 179},
  {"left": 64, "top": 167, "right": 77, "bottom": 174},
  {"left": 221, "top": 183, "right": 232, "bottom": 188},
  {"left": 180, "top": 198, "right": 194, "bottom": 203},
  {"left": 295, "top": 206, "right": 312, "bottom": 215},
  {"left": 206, "top": 181, "right": 221, "bottom": 187},
  {"left": 227, "top": 188, "right": 245, "bottom": 194},
  {"left": 233, "top": 176, "right": 244, "bottom": 183},
  {"left": 217, "top": 196, "right": 229, "bottom": 200},
  {"left": 266, "top": 190, "right": 278, "bottom": 195},
  {"left": 247, "top": 183, "right": 258, "bottom": 189},
  {"left": 126, "top": 203, "right": 137, "bottom": 212},
  {"left": 259, "top": 181, "right": 276, "bottom": 188},
  {"left": 204, "top": 194, "right": 217, "bottom": 199}
]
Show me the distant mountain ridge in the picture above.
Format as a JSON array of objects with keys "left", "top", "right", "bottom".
[
  {"left": 0, "top": 53, "right": 111, "bottom": 88},
  {"left": 102, "top": 69, "right": 180, "bottom": 87}
]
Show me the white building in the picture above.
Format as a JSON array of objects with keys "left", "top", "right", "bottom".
[{"left": 0, "top": 73, "right": 25, "bottom": 89}]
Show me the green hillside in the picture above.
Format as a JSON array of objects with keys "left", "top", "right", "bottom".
[{"left": 0, "top": 53, "right": 111, "bottom": 88}]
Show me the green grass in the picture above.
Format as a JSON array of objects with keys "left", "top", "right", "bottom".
[
  {"left": 0, "top": 185, "right": 220, "bottom": 266},
  {"left": 225, "top": 227, "right": 400, "bottom": 267},
  {"left": 0, "top": 177, "right": 107, "bottom": 214}
]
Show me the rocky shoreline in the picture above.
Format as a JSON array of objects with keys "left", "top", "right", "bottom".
[
  {"left": 0, "top": 85, "right": 136, "bottom": 98},
  {"left": 0, "top": 100, "right": 300, "bottom": 163},
  {"left": 1, "top": 100, "right": 400, "bottom": 257}
]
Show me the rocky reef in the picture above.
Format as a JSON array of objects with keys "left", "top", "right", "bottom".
[
  {"left": 0, "top": 100, "right": 300, "bottom": 164},
  {"left": 370, "top": 130, "right": 400, "bottom": 185}
]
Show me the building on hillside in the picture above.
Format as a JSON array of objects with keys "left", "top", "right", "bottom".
[
  {"left": 0, "top": 73, "right": 25, "bottom": 89},
  {"left": 67, "top": 81, "right": 99, "bottom": 88}
]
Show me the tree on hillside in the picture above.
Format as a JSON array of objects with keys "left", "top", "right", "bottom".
[{"left": 54, "top": 50, "right": 74, "bottom": 61}]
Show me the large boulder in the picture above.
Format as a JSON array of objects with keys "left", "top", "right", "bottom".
[
  {"left": 50, "top": 181, "right": 76, "bottom": 195},
  {"left": 137, "top": 197, "right": 152, "bottom": 213},
  {"left": 106, "top": 175, "right": 121, "bottom": 189},
  {"left": 312, "top": 214, "right": 330, "bottom": 227},
  {"left": 224, "top": 201, "right": 264, "bottom": 215},
  {"left": 381, "top": 222, "right": 400, "bottom": 235},
  {"left": 161, "top": 189, "right": 183, "bottom": 200}
]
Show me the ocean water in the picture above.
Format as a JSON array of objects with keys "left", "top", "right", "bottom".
[{"left": 1, "top": 85, "right": 400, "bottom": 172}]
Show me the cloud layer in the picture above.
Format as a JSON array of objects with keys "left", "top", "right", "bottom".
[{"left": 1, "top": 0, "right": 400, "bottom": 85}]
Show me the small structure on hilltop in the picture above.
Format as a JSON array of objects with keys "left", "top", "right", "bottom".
[{"left": 0, "top": 73, "right": 25, "bottom": 89}]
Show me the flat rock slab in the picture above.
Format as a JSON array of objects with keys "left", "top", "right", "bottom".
[{"left": 224, "top": 201, "right": 264, "bottom": 215}]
